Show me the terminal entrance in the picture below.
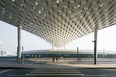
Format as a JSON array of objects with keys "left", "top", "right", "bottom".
[{"left": 21, "top": 49, "right": 116, "bottom": 65}]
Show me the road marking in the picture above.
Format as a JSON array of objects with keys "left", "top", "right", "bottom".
[
  {"left": 0, "top": 69, "right": 13, "bottom": 74},
  {"left": 26, "top": 73, "right": 85, "bottom": 76},
  {"left": 83, "top": 75, "right": 106, "bottom": 76},
  {"left": 8, "top": 74, "right": 106, "bottom": 77},
  {"left": 30, "top": 72, "right": 81, "bottom": 73},
  {"left": 8, "top": 75, "right": 26, "bottom": 76}
]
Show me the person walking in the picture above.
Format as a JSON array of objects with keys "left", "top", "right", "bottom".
[{"left": 52, "top": 56, "right": 55, "bottom": 62}]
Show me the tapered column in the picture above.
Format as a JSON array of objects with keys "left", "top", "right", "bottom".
[
  {"left": 94, "top": 26, "right": 98, "bottom": 64},
  {"left": 64, "top": 42, "right": 65, "bottom": 49},
  {"left": 64, "top": 45, "right": 65, "bottom": 49},
  {"left": 17, "top": 25, "right": 22, "bottom": 61},
  {"left": 77, "top": 47, "right": 79, "bottom": 61},
  {"left": 52, "top": 42, "right": 54, "bottom": 49}
]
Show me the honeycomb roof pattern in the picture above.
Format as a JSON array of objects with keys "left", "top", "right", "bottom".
[{"left": 0, "top": 0, "right": 116, "bottom": 47}]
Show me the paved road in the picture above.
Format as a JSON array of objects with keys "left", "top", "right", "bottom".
[
  {"left": 0, "top": 68, "right": 116, "bottom": 77},
  {"left": 0, "top": 58, "right": 116, "bottom": 77}
]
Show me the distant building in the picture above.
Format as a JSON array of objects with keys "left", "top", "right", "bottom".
[{"left": 0, "top": 42, "right": 3, "bottom": 56}]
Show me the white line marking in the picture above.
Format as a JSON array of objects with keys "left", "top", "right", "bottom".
[
  {"left": 8, "top": 74, "right": 106, "bottom": 77},
  {"left": 0, "top": 69, "right": 13, "bottom": 74},
  {"left": 83, "top": 75, "right": 106, "bottom": 76},
  {"left": 26, "top": 73, "right": 84, "bottom": 76},
  {"left": 30, "top": 72, "right": 81, "bottom": 73},
  {"left": 8, "top": 75, "right": 26, "bottom": 76}
]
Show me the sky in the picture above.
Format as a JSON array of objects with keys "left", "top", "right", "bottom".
[{"left": 0, "top": 20, "right": 116, "bottom": 55}]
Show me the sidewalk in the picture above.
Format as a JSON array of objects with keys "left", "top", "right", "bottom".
[{"left": 0, "top": 58, "right": 116, "bottom": 69}]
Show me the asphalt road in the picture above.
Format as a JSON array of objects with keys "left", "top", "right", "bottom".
[
  {"left": 0, "top": 68, "right": 116, "bottom": 77},
  {"left": 0, "top": 58, "right": 116, "bottom": 77}
]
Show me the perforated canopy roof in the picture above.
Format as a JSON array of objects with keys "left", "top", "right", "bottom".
[{"left": 0, "top": 0, "right": 116, "bottom": 47}]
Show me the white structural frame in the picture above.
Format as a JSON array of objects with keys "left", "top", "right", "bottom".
[{"left": 0, "top": 0, "right": 115, "bottom": 61}]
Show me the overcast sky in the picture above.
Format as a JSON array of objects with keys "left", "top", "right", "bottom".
[{"left": 0, "top": 21, "right": 116, "bottom": 55}]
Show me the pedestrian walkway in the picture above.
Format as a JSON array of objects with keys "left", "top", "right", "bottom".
[{"left": 0, "top": 58, "right": 116, "bottom": 69}]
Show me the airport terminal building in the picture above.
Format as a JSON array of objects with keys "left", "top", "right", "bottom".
[{"left": 22, "top": 49, "right": 116, "bottom": 58}]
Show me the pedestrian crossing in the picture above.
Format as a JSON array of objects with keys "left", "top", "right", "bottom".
[
  {"left": 27, "top": 68, "right": 84, "bottom": 76},
  {"left": 7, "top": 68, "right": 106, "bottom": 77}
]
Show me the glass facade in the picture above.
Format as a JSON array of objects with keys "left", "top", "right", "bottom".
[{"left": 22, "top": 54, "right": 116, "bottom": 58}]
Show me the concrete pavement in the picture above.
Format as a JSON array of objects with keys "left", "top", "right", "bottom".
[
  {"left": 0, "top": 58, "right": 116, "bottom": 77},
  {"left": 0, "top": 58, "right": 116, "bottom": 69}
]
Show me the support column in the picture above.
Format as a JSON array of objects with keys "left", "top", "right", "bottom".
[
  {"left": 64, "top": 42, "right": 65, "bottom": 49},
  {"left": 94, "top": 26, "right": 98, "bottom": 64},
  {"left": 64, "top": 45, "right": 65, "bottom": 49},
  {"left": 52, "top": 42, "right": 54, "bottom": 49},
  {"left": 77, "top": 47, "right": 79, "bottom": 61},
  {"left": 17, "top": 25, "right": 22, "bottom": 61}
]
